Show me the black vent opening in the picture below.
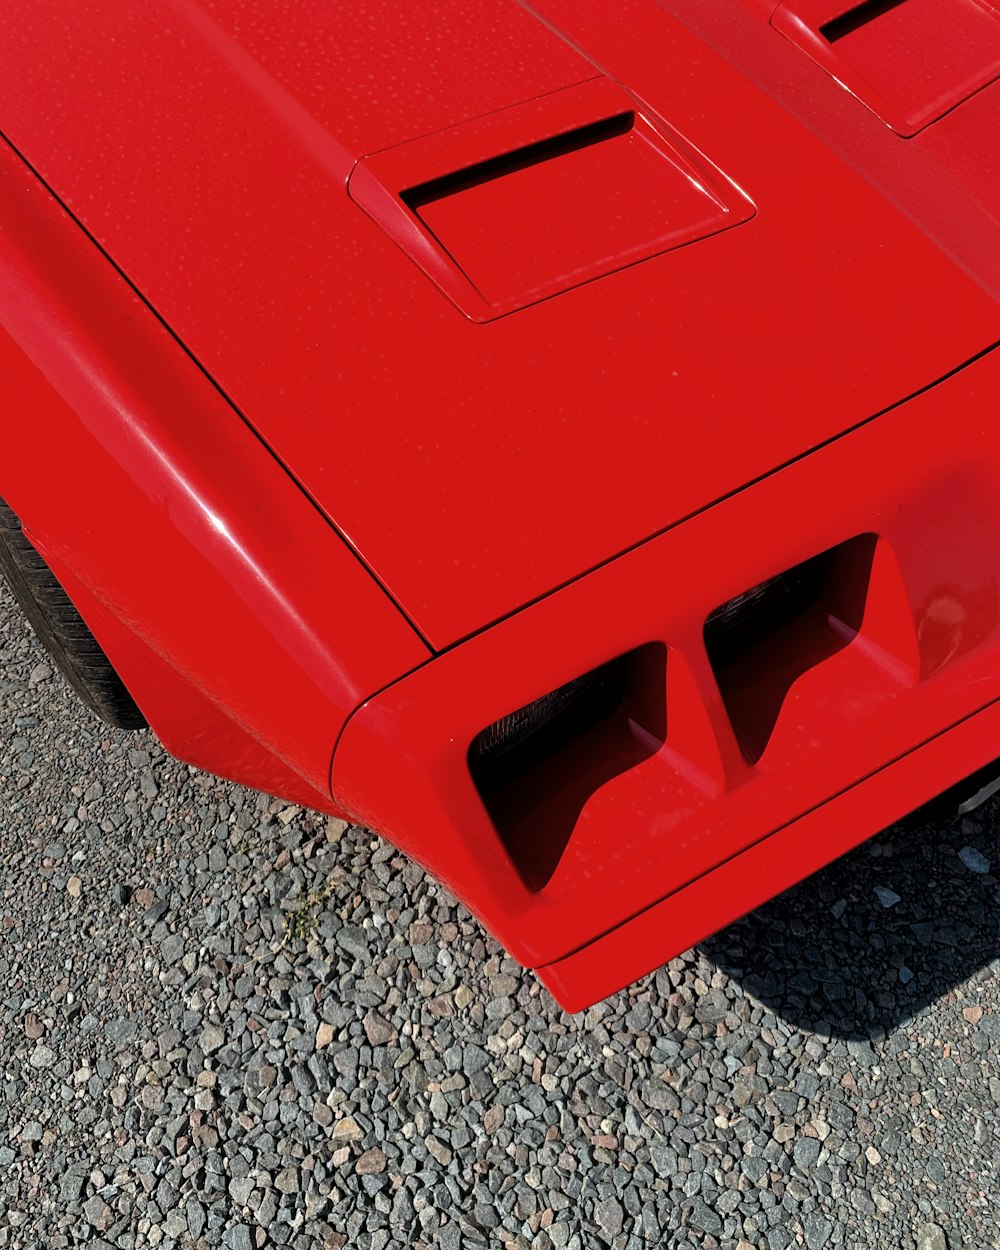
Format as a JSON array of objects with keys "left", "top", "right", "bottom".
[
  {"left": 705, "top": 536, "right": 877, "bottom": 764},
  {"left": 469, "top": 644, "right": 666, "bottom": 891},
  {"left": 401, "top": 113, "right": 635, "bottom": 211},
  {"left": 819, "top": 0, "right": 909, "bottom": 44}
]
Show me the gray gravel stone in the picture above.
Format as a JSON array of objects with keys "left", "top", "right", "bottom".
[
  {"left": 804, "top": 1212, "right": 834, "bottom": 1249},
  {"left": 356, "top": 1147, "right": 387, "bottom": 1175},
  {"left": 918, "top": 1224, "right": 949, "bottom": 1250},
  {"left": 82, "top": 1195, "right": 113, "bottom": 1231},
  {"left": 105, "top": 1017, "right": 137, "bottom": 1044},
  {"left": 793, "top": 1137, "right": 822, "bottom": 1169},
  {"left": 29, "top": 1044, "right": 56, "bottom": 1069},
  {"left": 959, "top": 846, "right": 991, "bottom": 874},
  {"left": 223, "top": 1226, "right": 254, "bottom": 1250},
  {"left": 59, "top": 1168, "right": 86, "bottom": 1203},
  {"left": 595, "top": 1196, "right": 624, "bottom": 1240},
  {"left": 186, "top": 1198, "right": 206, "bottom": 1240},
  {"left": 337, "top": 925, "right": 369, "bottom": 962},
  {"left": 229, "top": 1177, "right": 253, "bottom": 1206},
  {"left": 275, "top": 1166, "right": 300, "bottom": 1194},
  {"left": 201, "top": 1023, "right": 225, "bottom": 1053}
]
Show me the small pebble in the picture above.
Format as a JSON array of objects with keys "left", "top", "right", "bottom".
[{"left": 958, "top": 846, "right": 991, "bottom": 874}]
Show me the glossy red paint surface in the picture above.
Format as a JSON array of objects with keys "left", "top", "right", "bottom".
[
  {"left": 2, "top": 0, "right": 1000, "bottom": 644},
  {"left": 0, "top": 141, "right": 429, "bottom": 801},
  {"left": 3, "top": 2, "right": 1000, "bottom": 1008}
]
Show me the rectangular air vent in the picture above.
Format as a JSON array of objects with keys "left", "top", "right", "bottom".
[
  {"left": 469, "top": 644, "right": 666, "bottom": 890},
  {"left": 349, "top": 77, "right": 754, "bottom": 319},
  {"left": 773, "top": 0, "right": 1000, "bottom": 134},
  {"left": 705, "top": 537, "right": 877, "bottom": 763}
]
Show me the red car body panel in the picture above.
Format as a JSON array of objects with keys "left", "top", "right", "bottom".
[
  {"left": 0, "top": 145, "right": 429, "bottom": 804},
  {"left": 3, "top": 0, "right": 1000, "bottom": 646},
  {"left": 3, "top": 0, "right": 1000, "bottom": 1008}
]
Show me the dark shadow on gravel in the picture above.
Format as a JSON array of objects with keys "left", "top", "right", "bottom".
[{"left": 699, "top": 794, "right": 1000, "bottom": 1041}]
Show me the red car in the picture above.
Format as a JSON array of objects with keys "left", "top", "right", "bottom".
[{"left": 3, "top": 0, "right": 1000, "bottom": 1011}]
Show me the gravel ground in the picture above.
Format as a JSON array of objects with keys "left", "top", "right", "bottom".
[{"left": 1, "top": 578, "right": 999, "bottom": 1250}]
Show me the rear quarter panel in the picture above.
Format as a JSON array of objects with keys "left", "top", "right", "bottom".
[{"left": 0, "top": 140, "right": 429, "bottom": 803}]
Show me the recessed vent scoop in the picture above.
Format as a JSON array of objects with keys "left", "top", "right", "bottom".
[
  {"left": 350, "top": 78, "right": 754, "bottom": 319},
  {"left": 773, "top": 0, "right": 1000, "bottom": 135}
]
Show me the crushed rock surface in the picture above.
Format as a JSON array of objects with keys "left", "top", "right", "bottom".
[{"left": 1, "top": 580, "right": 998, "bottom": 1249}]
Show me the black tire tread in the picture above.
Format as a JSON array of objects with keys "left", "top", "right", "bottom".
[{"left": 0, "top": 499, "right": 147, "bottom": 730}]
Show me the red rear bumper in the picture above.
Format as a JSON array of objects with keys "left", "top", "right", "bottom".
[{"left": 333, "top": 344, "right": 1000, "bottom": 1010}]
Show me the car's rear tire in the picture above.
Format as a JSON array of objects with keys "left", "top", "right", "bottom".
[{"left": 0, "top": 498, "right": 147, "bottom": 730}]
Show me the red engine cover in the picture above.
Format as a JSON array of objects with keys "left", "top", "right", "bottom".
[{"left": 1, "top": 0, "right": 998, "bottom": 652}]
